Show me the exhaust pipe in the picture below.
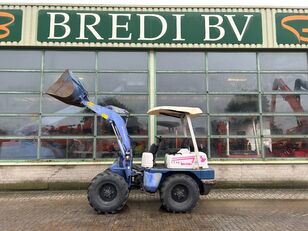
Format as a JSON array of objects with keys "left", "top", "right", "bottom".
[{"left": 46, "top": 69, "right": 89, "bottom": 107}]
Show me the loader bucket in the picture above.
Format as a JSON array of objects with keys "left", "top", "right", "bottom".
[{"left": 46, "top": 69, "right": 89, "bottom": 107}]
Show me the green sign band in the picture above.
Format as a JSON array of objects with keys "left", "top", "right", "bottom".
[
  {"left": 37, "top": 10, "right": 262, "bottom": 45},
  {"left": 0, "top": 9, "right": 22, "bottom": 42},
  {"left": 276, "top": 13, "right": 308, "bottom": 44}
]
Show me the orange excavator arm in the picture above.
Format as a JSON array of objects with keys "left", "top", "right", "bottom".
[{"left": 271, "top": 79, "right": 306, "bottom": 127}]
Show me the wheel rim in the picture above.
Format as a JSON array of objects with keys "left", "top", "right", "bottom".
[
  {"left": 99, "top": 183, "right": 117, "bottom": 202},
  {"left": 171, "top": 184, "right": 189, "bottom": 203}
]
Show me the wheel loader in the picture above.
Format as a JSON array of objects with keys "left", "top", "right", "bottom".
[{"left": 47, "top": 69, "right": 215, "bottom": 213}]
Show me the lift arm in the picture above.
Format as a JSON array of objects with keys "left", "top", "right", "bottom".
[{"left": 81, "top": 100, "right": 132, "bottom": 156}]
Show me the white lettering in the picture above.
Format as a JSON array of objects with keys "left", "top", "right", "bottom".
[
  {"left": 76, "top": 13, "right": 103, "bottom": 40},
  {"left": 225, "top": 15, "right": 253, "bottom": 41},
  {"left": 109, "top": 13, "right": 132, "bottom": 40},
  {"left": 137, "top": 14, "right": 167, "bottom": 41},
  {"left": 202, "top": 15, "right": 225, "bottom": 41},
  {"left": 172, "top": 14, "right": 185, "bottom": 41},
  {"left": 47, "top": 12, "right": 70, "bottom": 39}
]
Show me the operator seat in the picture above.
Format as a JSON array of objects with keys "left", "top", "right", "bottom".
[{"left": 148, "top": 143, "right": 159, "bottom": 163}]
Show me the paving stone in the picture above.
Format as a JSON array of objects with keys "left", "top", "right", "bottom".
[{"left": 0, "top": 189, "right": 307, "bottom": 231}]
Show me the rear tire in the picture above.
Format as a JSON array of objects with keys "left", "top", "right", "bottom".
[
  {"left": 160, "top": 174, "right": 199, "bottom": 212},
  {"left": 87, "top": 171, "right": 129, "bottom": 214}
]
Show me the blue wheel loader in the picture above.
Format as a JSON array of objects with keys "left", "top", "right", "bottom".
[{"left": 47, "top": 70, "right": 215, "bottom": 213}]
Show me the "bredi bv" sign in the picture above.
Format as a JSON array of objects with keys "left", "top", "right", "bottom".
[{"left": 37, "top": 10, "right": 262, "bottom": 45}]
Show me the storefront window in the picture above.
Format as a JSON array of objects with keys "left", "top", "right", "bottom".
[
  {"left": 98, "top": 51, "right": 147, "bottom": 70},
  {"left": 211, "top": 138, "right": 261, "bottom": 158},
  {"left": 157, "top": 95, "right": 206, "bottom": 112},
  {"left": 262, "top": 95, "right": 308, "bottom": 113},
  {"left": 265, "top": 138, "right": 308, "bottom": 158},
  {"left": 98, "top": 73, "right": 147, "bottom": 93},
  {"left": 0, "top": 139, "right": 38, "bottom": 160},
  {"left": 0, "top": 72, "right": 40, "bottom": 92},
  {"left": 0, "top": 117, "right": 39, "bottom": 136},
  {"left": 259, "top": 52, "right": 307, "bottom": 71},
  {"left": 156, "top": 52, "right": 205, "bottom": 71},
  {"left": 262, "top": 73, "right": 308, "bottom": 92},
  {"left": 45, "top": 51, "right": 96, "bottom": 70},
  {"left": 208, "top": 73, "right": 258, "bottom": 92},
  {"left": 209, "top": 95, "right": 259, "bottom": 113},
  {"left": 157, "top": 73, "right": 205, "bottom": 93},
  {"left": 263, "top": 116, "right": 308, "bottom": 135},
  {"left": 96, "top": 138, "right": 148, "bottom": 159},
  {"left": 208, "top": 52, "right": 257, "bottom": 71},
  {"left": 157, "top": 116, "right": 207, "bottom": 136},
  {"left": 41, "top": 116, "right": 94, "bottom": 136},
  {"left": 0, "top": 50, "right": 41, "bottom": 69},
  {"left": 44, "top": 72, "right": 96, "bottom": 93},
  {"left": 0, "top": 94, "right": 40, "bottom": 113},
  {"left": 0, "top": 49, "right": 307, "bottom": 160},
  {"left": 40, "top": 139, "right": 93, "bottom": 159}
]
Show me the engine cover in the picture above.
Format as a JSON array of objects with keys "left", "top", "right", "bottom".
[{"left": 165, "top": 148, "right": 208, "bottom": 169}]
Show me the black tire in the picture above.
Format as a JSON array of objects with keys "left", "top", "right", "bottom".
[
  {"left": 87, "top": 171, "right": 129, "bottom": 214},
  {"left": 160, "top": 174, "right": 199, "bottom": 212}
]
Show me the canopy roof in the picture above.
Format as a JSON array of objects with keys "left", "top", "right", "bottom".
[{"left": 147, "top": 106, "right": 203, "bottom": 118}]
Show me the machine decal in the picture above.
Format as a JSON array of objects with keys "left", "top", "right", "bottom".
[
  {"left": 87, "top": 102, "right": 94, "bottom": 107},
  {"left": 101, "top": 113, "right": 109, "bottom": 119}
]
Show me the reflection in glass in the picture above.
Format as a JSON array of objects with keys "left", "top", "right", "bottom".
[
  {"left": 157, "top": 74, "right": 205, "bottom": 93},
  {"left": 41, "top": 116, "right": 94, "bottom": 136},
  {"left": 44, "top": 72, "right": 96, "bottom": 92},
  {"left": 209, "top": 95, "right": 260, "bottom": 113},
  {"left": 0, "top": 50, "right": 41, "bottom": 69},
  {"left": 211, "top": 117, "right": 260, "bottom": 136},
  {"left": 0, "top": 72, "right": 41, "bottom": 91},
  {"left": 156, "top": 52, "right": 205, "bottom": 71},
  {"left": 45, "top": 51, "right": 96, "bottom": 70},
  {"left": 263, "top": 116, "right": 308, "bottom": 135},
  {"left": 96, "top": 138, "right": 147, "bottom": 158},
  {"left": 97, "top": 95, "right": 148, "bottom": 114},
  {"left": 155, "top": 137, "right": 208, "bottom": 159},
  {"left": 157, "top": 116, "right": 207, "bottom": 136},
  {"left": 259, "top": 52, "right": 307, "bottom": 70},
  {"left": 98, "top": 51, "right": 147, "bottom": 70},
  {"left": 265, "top": 138, "right": 308, "bottom": 158},
  {"left": 42, "top": 95, "right": 93, "bottom": 114},
  {"left": 0, "top": 117, "right": 39, "bottom": 136},
  {"left": 97, "top": 116, "right": 148, "bottom": 136},
  {"left": 157, "top": 95, "right": 206, "bottom": 112},
  {"left": 211, "top": 138, "right": 261, "bottom": 158},
  {"left": 261, "top": 73, "right": 308, "bottom": 92},
  {"left": 99, "top": 73, "right": 147, "bottom": 93},
  {"left": 0, "top": 94, "right": 40, "bottom": 113},
  {"left": 40, "top": 139, "right": 93, "bottom": 159},
  {"left": 208, "top": 74, "right": 257, "bottom": 92},
  {"left": 263, "top": 95, "right": 308, "bottom": 113},
  {"left": 208, "top": 52, "right": 256, "bottom": 71},
  {"left": 0, "top": 139, "right": 38, "bottom": 160}
]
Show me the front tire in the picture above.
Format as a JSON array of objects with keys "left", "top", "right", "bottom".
[
  {"left": 160, "top": 174, "right": 199, "bottom": 212},
  {"left": 87, "top": 171, "right": 129, "bottom": 214}
]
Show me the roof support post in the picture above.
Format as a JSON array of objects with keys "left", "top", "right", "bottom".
[{"left": 186, "top": 115, "right": 200, "bottom": 168}]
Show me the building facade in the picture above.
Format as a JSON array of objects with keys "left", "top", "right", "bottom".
[{"left": 0, "top": 4, "right": 308, "bottom": 189}]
